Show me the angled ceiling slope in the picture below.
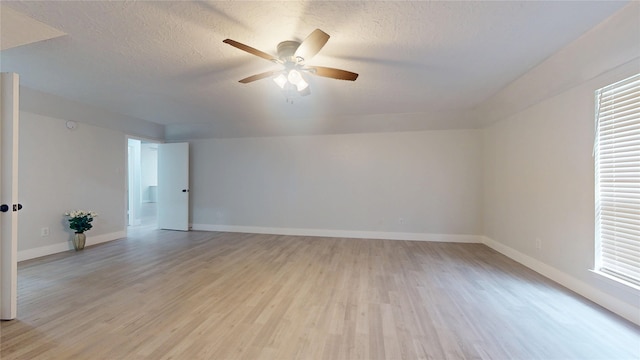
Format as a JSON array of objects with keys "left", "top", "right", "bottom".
[{"left": 0, "top": 5, "right": 66, "bottom": 51}]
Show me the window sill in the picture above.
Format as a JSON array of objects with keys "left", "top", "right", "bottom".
[{"left": 589, "top": 269, "right": 640, "bottom": 297}]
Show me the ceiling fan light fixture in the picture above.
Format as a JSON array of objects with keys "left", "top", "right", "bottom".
[
  {"left": 295, "top": 78, "right": 309, "bottom": 91},
  {"left": 273, "top": 73, "right": 287, "bottom": 89},
  {"left": 287, "top": 69, "right": 303, "bottom": 85},
  {"left": 224, "top": 28, "right": 358, "bottom": 99}
]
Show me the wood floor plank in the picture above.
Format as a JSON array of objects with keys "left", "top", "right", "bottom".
[{"left": 1, "top": 230, "right": 639, "bottom": 359}]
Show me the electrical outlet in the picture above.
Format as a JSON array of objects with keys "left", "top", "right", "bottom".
[
  {"left": 41, "top": 227, "right": 50, "bottom": 237},
  {"left": 398, "top": 218, "right": 405, "bottom": 224},
  {"left": 535, "top": 238, "right": 541, "bottom": 250}
]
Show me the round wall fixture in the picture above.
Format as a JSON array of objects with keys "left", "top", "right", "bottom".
[{"left": 65, "top": 120, "right": 77, "bottom": 130}]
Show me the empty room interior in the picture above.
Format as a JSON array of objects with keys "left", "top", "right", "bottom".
[{"left": 1, "top": 1, "right": 639, "bottom": 359}]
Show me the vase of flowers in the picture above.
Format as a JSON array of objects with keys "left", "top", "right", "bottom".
[{"left": 65, "top": 210, "right": 97, "bottom": 251}]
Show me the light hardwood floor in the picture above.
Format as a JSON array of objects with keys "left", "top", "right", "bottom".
[{"left": 1, "top": 230, "right": 639, "bottom": 359}]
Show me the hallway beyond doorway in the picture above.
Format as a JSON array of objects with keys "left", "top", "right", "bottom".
[{"left": 127, "top": 138, "right": 158, "bottom": 230}]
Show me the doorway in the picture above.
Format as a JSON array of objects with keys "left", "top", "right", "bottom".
[{"left": 127, "top": 138, "right": 159, "bottom": 230}]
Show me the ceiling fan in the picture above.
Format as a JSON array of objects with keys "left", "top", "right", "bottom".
[{"left": 223, "top": 29, "right": 358, "bottom": 96}]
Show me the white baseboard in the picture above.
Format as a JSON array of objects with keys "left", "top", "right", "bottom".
[
  {"left": 190, "top": 223, "right": 482, "bottom": 243},
  {"left": 481, "top": 236, "right": 640, "bottom": 326},
  {"left": 18, "top": 231, "right": 126, "bottom": 262}
]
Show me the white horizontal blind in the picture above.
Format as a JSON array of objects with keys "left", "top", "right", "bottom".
[{"left": 595, "top": 73, "right": 640, "bottom": 286}]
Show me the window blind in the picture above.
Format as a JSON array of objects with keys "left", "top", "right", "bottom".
[{"left": 595, "top": 73, "right": 640, "bottom": 286}]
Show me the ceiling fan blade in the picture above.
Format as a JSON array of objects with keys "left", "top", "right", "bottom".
[
  {"left": 294, "top": 29, "right": 329, "bottom": 61},
  {"left": 238, "top": 70, "right": 280, "bottom": 84},
  {"left": 223, "top": 39, "right": 279, "bottom": 63},
  {"left": 310, "top": 66, "right": 359, "bottom": 81}
]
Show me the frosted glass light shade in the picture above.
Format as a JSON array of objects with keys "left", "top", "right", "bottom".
[
  {"left": 295, "top": 78, "right": 309, "bottom": 91},
  {"left": 287, "top": 69, "right": 303, "bottom": 84},
  {"left": 273, "top": 74, "right": 287, "bottom": 89}
]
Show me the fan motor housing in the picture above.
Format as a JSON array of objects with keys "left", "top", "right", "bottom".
[{"left": 277, "top": 41, "right": 301, "bottom": 62}]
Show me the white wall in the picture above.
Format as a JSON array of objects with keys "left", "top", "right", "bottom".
[
  {"left": 17, "top": 111, "right": 127, "bottom": 259},
  {"left": 140, "top": 142, "right": 158, "bottom": 202},
  {"left": 481, "top": 3, "right": 640, "bottom": 324},
  {"left": 20, "top": 87, "right": 164, "bottom": 141},
  {"left": 190, "top": 129, "right": 483, "bottom": 241},
  {"left": 127, "top": 138, "right": 142, "bottom": 226}
]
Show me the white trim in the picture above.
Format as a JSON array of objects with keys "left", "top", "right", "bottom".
[
  {"left": 481, "top": 236, "right": 640, "bottom": 326},
  {"left": 18, "top": 231, "right": 126, "bottom": 262},
  {"left": 126, "top": 134, "right": 164, "bottom": 144},
  {"left": 190, "top": 223, "right": 482, "bottom": 243},
  {"left": 589, "top": 269, "right": 640, "bottom": 295}
]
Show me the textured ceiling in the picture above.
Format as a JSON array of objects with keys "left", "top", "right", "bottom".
[{"left": 0, "top": 1, "right": 630, "bottom": 139}]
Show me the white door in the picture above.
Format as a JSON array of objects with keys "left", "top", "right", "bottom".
[
  {"left": 1, "top": 73, "right": 19, "bottom": 320},
  {"left": 157, "top": 142, "right": 189, "bottom": 231}
]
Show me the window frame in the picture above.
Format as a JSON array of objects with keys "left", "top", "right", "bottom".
[{"left": 593, "top": 73, "right": 640, "bottom": 289}]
